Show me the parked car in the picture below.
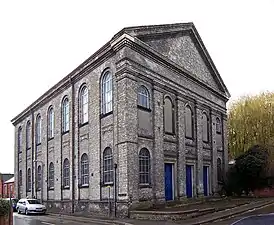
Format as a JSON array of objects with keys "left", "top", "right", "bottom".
[
  {"left": 16, "top": 198, "right": 46, "bottom": 215},
  {"left": 3, "top": 198, "right": 19, "bottom": 211}
]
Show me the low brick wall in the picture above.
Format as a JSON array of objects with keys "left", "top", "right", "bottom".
[{"left": 253, "top": 188, "right": 274, "bottom": 197}]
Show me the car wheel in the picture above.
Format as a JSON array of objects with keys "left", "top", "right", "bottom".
[{"left": 25, "top": 208, "right": 29, "bottom": 215}]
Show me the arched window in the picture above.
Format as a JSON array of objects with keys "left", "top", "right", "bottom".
[
  {"left": 36, "top": 115, "right": 41, "bottom": 145},
  {"left": 48, "top": 107, "right": 54, "bottom": 138},
  {"left": 62, "top": 98, "right": 69, "bottom": 132},
  {"left": 202, "top": 112, "right": 209, "bottom": 142},
  {"left": 81, "top": 154, "right": 89, "bottom": 186},
  {"left": 37, "top": 165, "right": 42, "bottom": 190},
  {"left": 19, "top": 170, "right": 22, "bottom": 187},
  {"left": 63, "top": 158, "right": 70, "bottom": 188},
  {"left": 101, "top": 71, "right": 113, "bottom": 114},
  {"left": 27, "top": 168, "right": 31, "bottom": 191},
  {"left": 138, "top": 86, "right": 150, "bottom": 109},
  {"left": 49, "top": 162, "right": 54, "bottom": 189},
  {"left": 164, "top": 97, "right": 174, "bottom": 134},
  {"left": 26, "top": 121, "right": 31, "bottom": 149},
  {"left": 80, "top": 86, "right": 88, "bottom": 124},
  {"left": 18, "top": 127, "right": 22, "bottom": 153},
  {"left": 216, "top": 117, "right": 221, "bottom": 134},
  {"left": 217, "top": 158, "right": 223, "bottom": 183},
  {"left": 103, "top": 148, "right": 113, "bottom": 184},
  {"left": 185, "top": 106, "right": 193, "bottom": 139},
  {"left": 139, "top": 148, "right": 151, "bottom": 185}
]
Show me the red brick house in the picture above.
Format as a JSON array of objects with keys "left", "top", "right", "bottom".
[
  {"left": 0, "top": 174, "right": 14, "bottom": 198},
  {"left": 3, "top": 177, "right": 15, "bottom": 198}
]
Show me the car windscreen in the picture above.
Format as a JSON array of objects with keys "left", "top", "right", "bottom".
[{"left": 27, "top": 200, "right": 41, "bottom": 204}]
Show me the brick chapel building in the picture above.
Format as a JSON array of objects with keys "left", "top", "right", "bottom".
[{"left": 12, "top": 23, "right": 230, "bottom": 216}]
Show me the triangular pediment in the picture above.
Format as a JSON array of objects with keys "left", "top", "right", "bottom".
[{"left": 119, "top": 23, "right": 230, "bottom": 98}]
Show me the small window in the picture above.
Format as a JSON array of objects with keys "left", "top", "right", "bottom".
[
  {"left": 18, "top": 127, "right": 22, "bottom": 153},
  {"left": 62, "top": 98, "right": 69, "bottom": 132},
  {"left": 48, "top": 162, "right": 54, "bottom": 189},
  {"left": 48, "top": 107, "right": 54, "bottom": 138},
  {"left": 80, "top": 86, "right": 89, "bottom": 124},
  {"left": 80, "top": 154, "right": 89, "bottom": 186},
  {"left": 63, "top": 158, "right": 70, "bottom": 187},
  {"left": 103, "top": 148, "right": 113, "bottom": 184},
  {"left": 217, "top": 158, "right": 223, "bottom": 183},
  {"left": 164, "top": 97, "right": 174, "bottom": 134},
  {"left": 37, "top": 165, "right": 42, "bottom": 190},
  {"left": 202, "top": 112, "right": 209, "bottom": 142},
  {"left": 36, "top": 115, "right": 41, "bottom": 145},
  {"left": 185, "top": 106, "right": 194, "bottom": 139},
  {"left": 101, "top": 71, "right": 113, "bottom": 114},
  {"left": 27, "top": 168, "right": 31, "bottom": 191},
  {"left": 216, "top": 117, "right": 221, "bottom": 134},
  {"left": 26, "top": 121, "right": 31, "bottom": 149},
  {"left": 139, "top": 148, "right": 151, "bottom": 185},
  {"left": 138, "top": 86, "right": 150, "bottom": 109}
]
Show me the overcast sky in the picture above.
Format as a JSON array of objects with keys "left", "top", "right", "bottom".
[{"left": 0, "top": 0, "right": 273, "bottom": 173}]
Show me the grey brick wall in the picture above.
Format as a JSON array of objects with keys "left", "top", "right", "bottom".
[{"left": 13, "top": 23, "right": 229, "bottom": 217}]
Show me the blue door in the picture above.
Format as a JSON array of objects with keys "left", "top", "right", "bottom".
[
  {"left": 203, "top": 166, "right": 209, "bottom": 196},
  {"left": 186, "top": 165, "right": 193, "bottom": 198},
  {"left": 165, "top": 163, "right": 173, "bottom": 201}
]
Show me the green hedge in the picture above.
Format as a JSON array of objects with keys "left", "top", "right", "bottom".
[{"left": 0, "top": 199, "right": 10, "bottom": 216}]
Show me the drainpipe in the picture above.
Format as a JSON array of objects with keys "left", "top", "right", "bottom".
[{"left": 70, "top": 76, "right": 75, "bottom": 213}]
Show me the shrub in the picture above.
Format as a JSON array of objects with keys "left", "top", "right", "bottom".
[{"left": 0, "top": 199, "right": 10, "bottom": 216}]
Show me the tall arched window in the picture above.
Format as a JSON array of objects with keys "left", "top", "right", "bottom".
[
  {"left": 101, "top": 71, "right": 113, "bottom": 114},
  {"left": 37, "top": 165, "right": 42, "bottom": 190},
  {"left": 36, "top": 115, "right": 41, "bottom": 145},
  {"left": 103, "top": 148, "right": 113, "bottom": 184},
  {"left": 202, "top": 112, "right": 209, "bottom": 142},
  {"left": 63, "top": 158, "right": 70, "bottom": 188},
  {"left": 27, "top": 168, "right": 31, "bottom": 191},
  {"left": 139, "top": 148, "right": 151, "bottom": 185},
  {"left": 19, "top": 170, "right": 22, "bottom": 187},
  {"left": 217, "top": 158, "right": 223, "bottom": 183},
  {"left": 81, "top": 154, "right": 89, "bottom": 186},
  {"left": 49, "top": 162, "right": 54, "bottom": 189},
  {"left": 138, "top": 86, "right": 150, "bottom": 109},
  {"left": 185, "top": 106, "right": 194, "bottom": 139},
  {"left": 80, "top": 86, "right": 88, "bottom": 124},
  {"left": 18, "top": 127, "right": 22, "bottom": 153},
  {"left": 164, "top": 97, "right": 174, "bottom": 134},
  {"left": 26, "top": 121, "right": 31, "bottom": 149},
  {"left": 216, "top": 117, "right": 221, "bottom": 134},
  {"left": 62, "top": 98, "right": 69, "bottom": 132},
  {"left": 48, "top": 107, "right": 54, "bottom": 138}
]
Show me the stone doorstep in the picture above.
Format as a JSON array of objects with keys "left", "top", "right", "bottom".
[
  {"left": 48, "top": 213, "right": 133, "bottom": 225},
  {"left": 181, "top": 200, "right": 274, "bottom": 225}
]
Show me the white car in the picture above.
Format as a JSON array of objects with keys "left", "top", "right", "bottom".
[{"left": 16, "top": 198, "right": 46, "bottom": 215}]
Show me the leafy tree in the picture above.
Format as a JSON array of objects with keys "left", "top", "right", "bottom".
[
  {"left": 228, "top": 92, "right": 274, "bottom": 159},
  {"left": 0, "top": 199, "right": 10, "bottom": 216}
]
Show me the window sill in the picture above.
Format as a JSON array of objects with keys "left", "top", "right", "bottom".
[
  {"left": 36, "top": 143, "right": 41, "bottom": 146},
  {"left": 48, "top": 187, "right": 54, "bottom": 191},
  {"left": 62, "top": 186, "right": 70, "bottom": 190},
  {"left": 139, "top": 184, "right": 152, "bottom": 189},
  {"left": 185, "top": 136, "right": 194, "bottom": 140},
  {"left": 216, "top": 131, "right": 221, "bottom": 135},
  {"left": 48, "top": 137, "right": 54, "bottom": 141},
  {"left": 79, "top": 122, "right": 88, "bottom": 128},
  {"left": 78, "top": 184, "right": 89, "bottom": 189},
  {"left": 101, "top": 182, "right": 114, "bottom": 187},
  {"left": 62, "top": 130, "right": 69, "bottom": 135},
  {"left": 26, "top": 147, "right": 31, "bottom": 150},
  {"left": 137, "top": 105, "right": 151, "bottom": 112},
  {"left": 36, "top": 188, "right": 41, "bottom": 191},
  {"left": 100, "top": 111, "right": 113, "bottom": 119},
  {"left": 165, "top": 132, "right": 176, "bottom": 136}
]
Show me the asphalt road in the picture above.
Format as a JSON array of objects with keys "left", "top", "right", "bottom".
[
  {"left": 209, "top": 203, "right": 274, "bottom": 225},
  {"left": 13, "top": 213, "right": 109, "bottom": 225}
]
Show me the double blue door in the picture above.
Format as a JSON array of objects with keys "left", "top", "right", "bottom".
[
  {"left": 186, "top": 165, "right": 193, "bottom": 198},
  {"left": 203, "top": 166, "right": 209, "bottom": 196},
  {"left": 165, "top": 163, "right": 173, "bottom": 201}
]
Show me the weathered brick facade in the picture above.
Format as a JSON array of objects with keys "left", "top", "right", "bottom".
[{"left": 12, "top": 23, "right": 230, "bottom": 217}]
